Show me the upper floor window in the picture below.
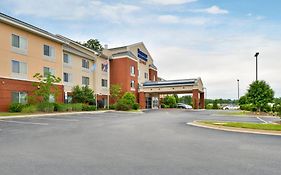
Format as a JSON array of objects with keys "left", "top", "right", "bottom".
[
  {"left": 63, "top": 72, "right": 72, "bottom": 83},
  {"left": 102, "top": 79, "right": 108, "bottom": 87},
  {"left": 130, "top": 66, "right": 135, "bottom": 76},
  {"left": 82, "top": 59, "right": 89, "bottom": 69},
  {"left": 101, "top": 63, "right": 108, "bottom": 72},
  {"left": 11, "top": 92, "right": 27, "bottom": 104},
  {"left": 63, "top": 53, "right": 71, "bottom": 64},
  {"left": 82, "top": 76, "right": 90, "bottom": 86},
  {"left": 11, "top": 34, "right": 27, "bottom": 54},
  {"left": 144, "top": 72, "right": 148, "bottom": 79},
  {"left": 12, "top": 60, "right": 27, "bottom": 75},
  {"left": 43, "top": 67, "right": 55, "bottom": 77},
  {"left": 43, "top": 44, "right": 55, "bottom": 58}
]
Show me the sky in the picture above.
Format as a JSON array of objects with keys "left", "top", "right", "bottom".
[{"left": 1, "top": 0, "right": 281, "bottom": 99}]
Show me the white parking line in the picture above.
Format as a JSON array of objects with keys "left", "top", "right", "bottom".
[
  {"left": 256, "top": 117, "right": 268, "bottom": 124},
  {"left": 0, "top": 120, "right": 48, "bottom": 126},
  {"left": 35, "top": 117, "right": 79, "bottom": 122}
]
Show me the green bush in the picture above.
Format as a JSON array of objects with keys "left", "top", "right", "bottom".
[
  {"left": 116, "top": 99, "right": 130, "bottom": 111},
  {"left": 109, "top": 104, "right": 116, "bottom": 110},
  {"left": 21, "top": 105, "right": 37, "bottom": 113},
  {"left": 37, "top": 102, "right": 54, "bottom": 112},
  {"left": 82, "top": 104, "right": 96, "bottom": 111},
  {"left": 122, "top": 92, "right": 136, "bottom": 105},
  {"left": 163, "top": 95, "right": 176, "bottom": 108},
  {"left": 240, "top": 104, "right": 257, "bottom": 112},
  {"left": 132, "top": 103, "right": 140, "bottom": 110},
  {"left": 9, "top": 103, "right": 25, "bottom": 112},
  {"left": 71, "top": 103, "right": 83, "bottom": 111},
  {"left": 54, "top": 103, "right": 68, "bottom": 112}
]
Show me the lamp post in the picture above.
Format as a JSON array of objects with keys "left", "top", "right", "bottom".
[
  {"left": 254, "top": 52, "right": 259, "bottom": 81},
  {"left": 237, "top": 79, "right": 240, "bottom": 100}
]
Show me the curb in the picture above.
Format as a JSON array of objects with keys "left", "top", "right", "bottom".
[
  {"left": 187, "top": 121, "right": 281, "bottom": 136},
  {"left": 0, "top": 110, "right": 109, "bottom": 120}
]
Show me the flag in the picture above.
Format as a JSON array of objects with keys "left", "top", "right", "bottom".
[{"left": 90, "top": 63, "right": 97, "bottom": 72}]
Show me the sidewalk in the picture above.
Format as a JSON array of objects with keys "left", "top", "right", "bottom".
[{"left": 0, "top": 110, "right": 110, "bottom": 120}]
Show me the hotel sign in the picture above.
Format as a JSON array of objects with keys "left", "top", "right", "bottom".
[{"left": 137, "top": 48, "right": 148, "bottom": 62}]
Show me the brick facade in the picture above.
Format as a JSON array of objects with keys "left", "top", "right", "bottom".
[
  {"left": 0, "top": 78, "right": 64, "bottom": 111},
  {"left": 109, "top": 57, "right": 139, "bottom": 103},
  {"left": 149, "top": 68, "right": 158, "bottom": 82}
]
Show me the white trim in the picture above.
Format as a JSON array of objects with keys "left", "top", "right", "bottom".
[{"left": 111, "top": 55, "right": 138, "bottom": 62}]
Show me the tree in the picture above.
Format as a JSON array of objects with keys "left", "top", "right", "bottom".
[
  {"left": 239, "top": 95, "right": 248, "bottom": 105},
  {"left": 72, "top": 85, "right": 95, "bottom": 104},
  {"left": 163, "top": 95, "right": 177, "bottom": 108},
  {"left": 110, "top": 84, "right": 122, "bottom": 103},
  {"left": 32, "top": 73, "right": 61, "bottom": 103},
  {"left": 212, "top": 100, "right": 219, "bottom": 109},
  {"left": 81, "top": 39, "right": 103, "bottom": 53},
  {"left": 246, "top": 80, "right": 274, "bottom": 112},
  {"left": 179, "top": 95, "right": 192, "bottom": 105},
  {"left": 173, "top": 94, "right": 179, "bottom": 103}
]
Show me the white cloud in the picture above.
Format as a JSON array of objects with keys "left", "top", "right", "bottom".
[
  {"left": 143, "top": 0, "right": 197, "bottom": 5},
  {"left": 158, "top": 15, "right": 209, "bottom": 25},
  {"left": 7, "top": 0, "right": 140, "bottom": 22},
  {"left": 193, "top": 5, "right": 229, "bottom": 15}
]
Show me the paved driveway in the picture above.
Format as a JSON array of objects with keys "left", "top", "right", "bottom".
[{"left": 0, "top": 110, "right": 280, "bottom": 175}]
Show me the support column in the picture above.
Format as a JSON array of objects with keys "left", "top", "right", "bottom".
[
  {"left": 192, "top": 89, "right": 199, "bottom": 109},
  {"left": 200, "top": 92, "right": 205, "bottom": 109},
  {"left": 139, "top": 92, "right": 146, "bottom": 109}
]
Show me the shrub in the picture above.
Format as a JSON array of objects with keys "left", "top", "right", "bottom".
[
  {"left": 240, "top": 104, "right": 257, "bottom": 112},
  {"left": 116, "top": 99, "right": 130, "bottom": 111},
  {"left": 163, "top": 95, "right": 176, "bottom": 108},
  {"left": 71, "top": 103, "right": 83, "bottom": 111},
  {"left": 9, "top": 103, "right": 25, "bottom": 112},
  {"left": 21, "top": 105, "right": 37, "bottom": 113},
  {"left": 82, "top": 104, "right": 96, "bottom": 111},
  {"left": 37, "top": 102, "right": 54, "bottom": 112},
  {"left": 66, "top": 104, "right": 73, "bottom": 112},
  {"left": 109, "top": 104, "right": 116, "bottom": 110},
  {"left": 132, "top": 103, "right": 140, "bottom": 110},
  {"left": 122, "top": 92, "right": 136, "bottom": 105},
  {"left": 54, "top": 103, "right": 68, "bottom": 112}
]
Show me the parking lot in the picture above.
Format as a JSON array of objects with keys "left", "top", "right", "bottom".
[{"left": 0, "top": 110, "right": 280, "bottom": 175}]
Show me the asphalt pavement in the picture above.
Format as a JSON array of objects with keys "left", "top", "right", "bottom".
[{"left": 0, "top": 109, "right": 280, "bottom": 175}]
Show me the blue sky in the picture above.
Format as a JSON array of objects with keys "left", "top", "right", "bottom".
[{"left": 1, "top": 0, "right": 281, "bottom": 99}]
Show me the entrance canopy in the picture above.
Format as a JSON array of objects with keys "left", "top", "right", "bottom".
[{"left": 139, "top": 78, "right": 205, "bottom": 109}]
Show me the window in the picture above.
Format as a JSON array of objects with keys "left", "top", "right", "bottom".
[
  {"left": 11, "top": 60, "right": 27, "bottom": 75},
  {"left": 43, "top": 44, "right": 55, "bottom": 57},
  {"left": 102, "top": 79, "right": 108, "bottom": 87},
  {"left": 82, "top": 59, "right": 89, "bottom": 69},
  {"left": 144, "top": 72, "right": 148, "bottom": 79},
  {"left": 64, "top": 72, "right": 71, "bottom": 83},
  {"left": 49, "top": 94, "right": 55, "bottom": 103},
  {"left": 101, "top": 63, "right": 108, "bottom": 72},
  {"left": 12, "top": 34, "right": 27, "bottom": 51},
  {"left": 44, "top": 67, "right": 55, "bottom": 77},
  {"left": 82, "top": 76, "right": 89, "bottom": 86},
  {"left": 63, "top": 53, "right": 71, "bottom": 64},
  {"left": 130, "top": 66, "right": 135, "bottom": 75},
  {"left": 130, "top": 80, "right": 135, "bottom": 89},
  {"left": 12, "top": 92, "right": 27, "bottom": 104}
]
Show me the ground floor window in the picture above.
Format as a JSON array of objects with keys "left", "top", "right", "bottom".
[
  {"left": 102, "top": 79, "right": 108, "bottom": 87},
  {"left": 11, "top": 92, "right": 27, "bottom": 104}
]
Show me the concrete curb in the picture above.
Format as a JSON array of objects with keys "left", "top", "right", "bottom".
[
  {"left": 0, "top": 110, "right": 109, "bottom": 120},
  {"left": 187, "top": 121, "right": 281, "bottom": 136}
]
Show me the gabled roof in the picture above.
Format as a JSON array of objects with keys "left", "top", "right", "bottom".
[
  {"left": 56, "top": 35, "right": 99, "bottom": 55},
  {"left": 0, "top": 13, "right": 65, "bottom": 44},
  {"left": 111, "top": 51, "right": 137, "bottom": 60},
  {"left": 108, "top": 42, "right": 144, "bottom": 51}
]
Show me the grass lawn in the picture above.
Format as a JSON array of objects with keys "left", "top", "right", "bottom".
[
  {"left": 0, "top": 112, "right": 33, "bottom": 117},
  {"left": 219, "top": 111, "right": 251, "bottom": 116},
  {"left": 200, "top": 121, "right": 281, "bottom": 131}
]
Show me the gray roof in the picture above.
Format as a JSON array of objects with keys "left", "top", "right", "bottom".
[
  {"left": 112, "top": 51, "right": 137, "bottom": 59},
  {"left": 143, "top": 79, "right": 198, "bottom": 87},
  {"left": 0, "top": 13, "right": 65, "bottom": 43}
]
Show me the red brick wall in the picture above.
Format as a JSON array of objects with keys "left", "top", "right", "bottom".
[
  {"left": 110, "top": 57, "right": 138, "bottom": 104},
  {"left": 149, "top": 68, "right": 158, "bottom": 82},
  {"left": 0, "top": 77, "right": 64, "bottom": 111}
]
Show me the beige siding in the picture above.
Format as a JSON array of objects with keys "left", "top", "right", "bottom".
[{"left": 0, "top": 22, "right": 63, "bottom": 83}]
